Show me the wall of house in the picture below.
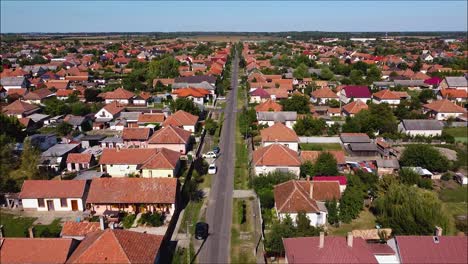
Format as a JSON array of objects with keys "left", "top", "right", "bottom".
[
  {"left": 90, "top": 203, "right": 175, "bottom": 219},
  {"left": 142, "top": 168, "right": 175, "bottom": 178},
  {"left": 105, "top": 99, "right": 129, "bottom": 105},
  {"left": 373, "top": 98, "right": 400, "bottom": 105},
  {"left": 435, "top": 112, "right": 462, "bottom": 120},
  {"left": 375, "top": 255, "right": 400, "bottom": 264},
  {"left": 104, "top": 164, "right": 139, "bottom": 177},
  {"left": 22, "top": 198, "right": 84, "bottom": 211},
  {"left": 183, "top": 125, "right": 196, "bottom": 133},
  {"left": 95, "top": 109, "right": 113, "bottom": 120},
  {"left": 147, "top": 143, "right": 187, "bottom": 154},
  {"left": 254, "top": 166, "right": 300, "bottom": 177},
  {"left": 133, "top": 99, "right": 147, "bottom": 105},
  {"left": 263, "top": 141, "right": 298, "bottom": 152},
  {"left": 258, "top": 120, "right": 296, "bottom": 129},
  {"left": 278, "top": 211, "right": 327, "bottom": 227}
]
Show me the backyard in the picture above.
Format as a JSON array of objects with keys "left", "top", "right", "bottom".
[
  {"left": 230, "top": 198, "right": 257, "bottom": 264},
  {"left": 328, "top": 209, "right": 377, "bottom": 236},
  {"left": 0, "top": 212, "right": 62, "bottom": 237},
  {"left": 444, "top": 127, "right": 468, "bottom": 143},
  {"left": 299, "top": 143, "right": 343, "bottom": 151}
]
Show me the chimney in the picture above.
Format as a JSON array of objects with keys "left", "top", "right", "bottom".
[
  {"left": 309, "top": 182, "right": 314, "bottom": 200},
  {"left": 347, "top": 232, "right": 353, "bottom": 247},
  {"left": 435, "top": 226, "right": 443, "bottom": 237},
  {"left": 319, "top": 232, "right": 324, "bottom": 248},
  {"left": 28, "top": 227, "right": 34, "bottom": 238},
  {"left": 0, "top": 225, "right": 3, "bottom": 238},
  {"left": 99, "top": 216, "right": 105, "bottom": 230}
]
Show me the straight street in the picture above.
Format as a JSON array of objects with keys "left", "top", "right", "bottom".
[{"left": 199, "top": 51, "right": 239, "bottom": 263}]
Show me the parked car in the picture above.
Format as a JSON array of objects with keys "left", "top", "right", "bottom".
[
  {"left": 202, "top": 151, "right": 217, "bottom": 159},
  {"left": 195, "top": 222, "right": 209, "bottom": 240},
  {"left": 208, "top": 164, "right": 217, "bottom": 174},
  {"left": 213, "top": 146, "right": 220, "bottom": 154}
]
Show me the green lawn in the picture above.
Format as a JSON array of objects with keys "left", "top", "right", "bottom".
[
  {"left": 444, "top": 127, "right": 468, "bottom": 143},
  {"left": 299, "top": 143, "right": 343, "bottom": 151},
  {"left": 234, "top": 112, "right": 250, "bottom": 189},
  {"left": 0, "top": 213, "right": 62, "bottom": 237},
  {"left": 439, "top": 186, "right": 468, "bottom": 203},
  {"left": 231, "top": 199, "right": 256, "bottom": 264},
  {"left": 329, "top": 209, "right": 377, "bottom": 236},
  {"left": 179, "top": 201, "right": 203, "bottom": 235}
]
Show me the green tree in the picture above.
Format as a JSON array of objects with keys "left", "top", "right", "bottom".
[
  {"left": 313, "top": 152, "right": 339, "bottom": 176},
  {"left": 319, "top": 67, "right": 334, "bottom": 80},
  {"left": 342, "top": 103, "right": 397, "bottom": 136},
  {"left": 170, "top": 98, "right": 200, "bottom": 116},
  {"left": 293, "top": 115, "right": 327, "bottom": 136},
  {"left": 0, "top": 135, "right": 20, "bottom": 192},
  {"left": 43, "top": 97, "right": 71, "bottom": 116},
  {"left": 204, "top": 118, "right": 218, "bottom": 136},
  {"left": 147, "top": 55, "right": 180, "bottom": 80},
  {"left": 373, "top": 183, "right": 454, "bottom": 235},
  {"left": 0, "top": 114, "right": 26, "bottom": 142},
  {"left": 281, "top": 94, "right": 310, "bottom": 114},
  {"left": 70, "top": 102, "right": 91, "bottom": 116},
  {"left": 349, "top": 69, "right": 364, "bottom": 85},
  {"left": 325, "top": 199, "right": 339, "bottom": 225},
  {"left": 56, "top": 122, "right": 73, "bottom": 136},
  {"left": 252, "top": 171, "right": 296, "bottom": 209},
  {"left": 300, "top": 161, "right": 314, "bottom": 178},
  {"left": 293, "top": 63, "right": 310, "bottom": 79},
  {"left": 10, "top": 139, "right": 42, "bottom": 181},
  {"left": 418, "top": 89, "right": 436, "bottom": 104},
  {"left": 400, "top": 144, "right": 449, "bottom": 172}
]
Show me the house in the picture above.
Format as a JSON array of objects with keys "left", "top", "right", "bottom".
[
  {"left": 300, "top": 150, "right": 347, "bottom": 170},
  {"left": 398, "top": 119, "right": 444, "bottom": 137},
  {"left": 313, "top": 176, "right": 347, "bottom": 193},
  {"left": 147, "top": 125, "right": 192, "bottom": 154},
  {"left": 311, "top": 87, "right": 339, "bottom": 105},
  {"left": 94, "top": 102, "right": 125, "bottom": 122},
  {"left": 122, "top": 127, "right": 152, "bottom": 148},
  {"left": 19, "top": 180, "right": 88, "bottom": 211},
  {"left": 86, "top": 177, "right": 177, "bottom": 217},
  {"left": 137, "top": 113, "right": 165, "bottom": 128},
  {"left": 101, "top": 88, "right": 135, "bottom": 105},
  {"left": 372, "top": 90, "right": 401, "bottom": 106},
  {"left": 283, "top": 233, "right": 378, "bottom": 264},
  {"left": 100, "top": 136, "right": 124, "bottom": 149},
  {"left": 56, "top": 89, "right": 75, "bottom": 100},
  {"left": 0, "top": 238, "right": 78, "bottom": 264},
  {"left": 40, "top": 143, "right": 80, "bottom": 172},
  {"left": 29, "top": 133, "right": 57, "bottom": 151},
  {"left": 45, "top": 80, "right": 70, "bottom": 90},
  {"left": 376, "top": 158, "right": 400, "bottom": 176},
  {"left": 340, "top": 86, "right": 372, "bottom": 103},
  {"left": 439, "top": 76, "right": 468, "bottom": 90},
  {"left": 2, "top": 100, "right": 40, "bottom": 118},
  {"left": 132, "top": 92, "right": 151, "bottom": 106},
  {"left": 172, "top": 87, "right": 211, "bottom": 105},
  {"left": 66, "top": 153, "right": 95, "bottom": 172},
  {"left": 260, "top": 122, "right": 299, "bottom": 151},
  {"left": 162, "top": 110, "right": 199, "bottom": 133},
  {"left": 60, "top": 221, "right": 100, "bottom": 240},
  {"left": 340, "top": 133, "right": 371, "bottom": 145},
  {"left": 153, "top": 78, "right": 175, "bottom": 88},
  {"left": 437, "top": 89, "right": 467, "bottom": 103},
  {"left": 253, "top": 144, "right": 301, "bottom": 176},
  {"left": 22, "top": 88, "right": 55, "bottom": 104},
  {"left": 118, "top": 111, "right": 141, "bottom": 127},
  {"left": 64, "top": 114, "right": 92, "bottom": 131},
  {"left": 347, "top": 143, "right": 379, "bottom": 157},
  {"left": 79, "top": 135, "right": 106, "bottom": 149},
  {"left": 254, "top": 99, "right": 283, "bottom": 112},
  {"left": 249, "top": 88, "right": 271, "bottom": 103},
  {"left": 257, "top": 111, "right": 297, "bottom": 129},
  {"left": 172, "top": 81, "right": 216, "bottom": 97},
  {"left": 392, "top": 235, "right": 467, "bottom": 263},
  {"left": 422, "top": 99, "right": 466, "bottom": 120},
  {"left": 66, "top": 229, "right": 164, "bottom": 264},
  {"left": 99, "top": 147, "right": 181, "bottom": 177},
  {"left": 274, "top": 179, "right": 341, "bottom": 226},
  {"left": 174, "top": 75, "right": 217, "bottom": 86},
  {"left": 0, "top": 76, "right": 29, "bottom": 90},
  {"left": 342, "top": 100, "right": 368, "bottom": 117}
]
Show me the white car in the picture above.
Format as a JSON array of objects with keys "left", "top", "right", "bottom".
[
  {"left": 208, "top": 164, "right": 217, "bottom": 175},
  {"left": 202, "top": 151, "right": 217, "bottom": 159}
]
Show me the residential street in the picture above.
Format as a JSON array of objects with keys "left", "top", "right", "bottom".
[{"left": 199, "top": 51, "right": 239, "bottom": 263}]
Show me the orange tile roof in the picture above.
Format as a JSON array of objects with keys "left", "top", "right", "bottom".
[
  {"left": 6, "top": 88, "right": 28, "bottom": 97},
  {"left": 61, "top": 221, "right": 100, "bottom": 237},
  {"left": 102, "top": 88, "right": 135, "bottom": 100},
  {"left": 56, "top": 89, "right": 75, "bottom": 97},
  {"left": 19, "top": 180, "right": 87, "bottom": 199},
  {"left": 0, "top": 238, "right": 75, "bottom": 264},
  {"left": 423, "top": 99, "right": 466, "bottom": 113},
  {"left": 122, "top": 127, "right": 152, "bottom": 141},
  {"left": 300, "top": 150, "right": 346, "bottom": 164},
  {"left": 253, "top": 144, "right": 301, "bottom": 167},
  {"left": 148, "top": 125, "right": 191, "bottom": 144},
  {"left": 342, "top": 100, "right": 368, "bottom": 115},
  {"left": 102, "top": 102, "right": 125, "bottom": 116},
  {"left": 162, "top": 110, "right": 199, "bottom": 127},
  {"left": 137, "top": 113, "right": 165, "bottom": 123},
  {"left": 172, "top": 87, "right": 210, "bottom": 98},
  {"left": 373, "top": 89, "right": 400, "bottom": 100},
  {"left": 311, "top": 87, "right": 338, "bottom": 99},
  {"left": 67, "top": 153, "right": 92, "bottom": 164},
  {"left": 141, "top": 148, "right": 181, "bottom": 170},
  {"left": 45, "top": 80, "right": 69, "bottom": 90},
  {"left": 264, "top": 88, "right": 289, "bottom": 99},
  {"left": 67, "top": 229, "right": 163, "bottom": 264},
  {"left": 440, "top": 89, "right": 468, "bottom": 99},
  {"left": 255, "top": 99, "right": 283, "bottom": 112},
  {"left": 260, "top": 122, "right": 299, "bottom": 142},
  {"left": 99, "top": 148, "right": 158, "bottom": 165}
]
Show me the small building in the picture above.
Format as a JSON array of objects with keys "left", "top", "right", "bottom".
[
  {"left": 60, "top": 221, "right": 100, "bottom": 240},
  {"left": 398, "top": 119, "right": 444, "bottom": 137},
  {"left": 340, "top": 133, "right": 371, "bottom": 145},
  {"left": 2, "top": 100, "right": 40, "bottom": 118},
  {"left": 19, "top": 180, "right": 88, "bottom": 211},
  {"left": 40, "top": 143, "right": 80, "bottom": 172},
  {"left": 100, "top": 136, "right": 124, "bottom": 149},
  {"left": 147, "top": 125, "right": 192, "bottom": 154},
  {"left": 162, "top": 110, "right": 199, "bottom": 133},
  {"left": 257, "top": 111, "right": 297, "bottom": 129},
  {"left": 340, "top": 85, "right": 372, "bottom": 103},
  {"left": 66, "top": 153, "right": 95, "bottom": 172},
  {"left": 347, "top": 143, "right": 379, "bottom": 157},
  {"left": 122, "top": 127, "right": 152, "bottom": 148},
  {"left": 376, "top": 158, "right": 400, "bottom": 176},
  {"left": 79, "top": 135, "right": 106, "bottom": 149},
  {"left": 260, "top": 122, "right": 299, "bottom": 151},
  {"left": 423, "top": 99, "right": 466, "bottom": 121},
  {"left": 253, "top": 143, "right": 301, "bottom": 176}
]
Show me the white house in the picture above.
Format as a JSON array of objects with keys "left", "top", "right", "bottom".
[
  {"left": 372, "top": 90, "right": 401, "bottom": 106},
  {"left": 423, "top": 99, "right": 466, "bottom": 120},
  {"left": 398, "top": 119, "right": 444, "bottom": 137},
  {"left": 94, "top": 102, "right": 125, "bottom": 122},
  {"left": 252, "top": 144, "right": 301, "bottom": 176},
  {"left": 147, "top": 125, "right": 192, "bottom": 154},
  {"left": 260, "top": 122, "right": 299, "bottom": 151},
  {"left": 19, "top": 180, "right": 87, "bottom": 212},
  {"left": 162, "top": 110, "right": 199, "bottom": 133},
  {"left": 257, "top": 111, "right": 297, "bottom": 129},
  {"left": 102, "top": 87, "right": 135, "bottom": 105}
]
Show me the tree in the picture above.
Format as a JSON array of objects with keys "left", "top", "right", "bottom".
[
  {"left": 10, "top": 139, "right": 42, "bottom": 181},
  {"left": 373, "top": 183, "right": 454, "bottom": 235},
  {"left": 339, "top": 177, "right": 365, "bottom": 223},
  {"left": 418, "top": 89, "right": 436, "bottom": 104},
  {"left": 293, "top": 63, "right": 310, "bottom": 79},
  {"left": 342, "top": 103, "right": 398, "bottom": 136},
  {"left": 0, "top": 135, "right": 19, "bottom": 192},
  {"left": 293, "top": 115, "right": 327, "bottom": 136},
  {"left": 238, "top": 107, "right": 257, "bottom": 138},
  {"left": 70, "top": 102, "right": 91, "bottom": 116},
  {"left": 349, "top": 69, "right": 364, "bottom": 85},
  {"left": 313, "top": 152, "right": 339, "bottom": 176},
  {"left": 400, "top": 144, "right": 449, "bottom": 172},
  {"left": 328, "top": 99, "right": 340, "bottom": 108},
  {"left": 319, "top": 67, "right": 334, "bottom": 80},
  {"left": 252, "top": 171, "right": 296, "bottom": 209},
  {"left": 43, "top": 97, "right": 71, "bottom": 116},
  {"left": 56, "top": 122, "right": 73, "bottom": 136},
  {"left": 204, "top": 118, "right": 218, "bottom": 136},
  {"left": 399, "top": 167, "right": 421, "bottom": 186},
  {"left": 0, "top": 114, "right": 26, "bottom": 142},
  {"left": 147, "top": 56, "right": 180, "bottom": 80},
  {"left": 281, "top": 94, "right": 310, "bottom": 114},
  {"left": 300, "top": 161, "right": 314, "bottom": 178},
  {"left": 170, "top": 98, "right": 200, "bottom": 116},
  {"left": 325, "top": 199, "right": 339, "bottom": 225}
]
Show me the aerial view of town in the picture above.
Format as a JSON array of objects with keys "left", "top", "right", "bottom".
[{"left": 0, "top": 1, "right": 467, "bottom": 263}]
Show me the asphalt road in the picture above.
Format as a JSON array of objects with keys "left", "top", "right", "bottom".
[{"left": 199, "top": 52, "right": 239, "bottom": 263}]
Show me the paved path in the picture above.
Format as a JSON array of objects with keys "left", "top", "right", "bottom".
[{"left": 199, "top": 52, "right": 239, "bottom": 264}]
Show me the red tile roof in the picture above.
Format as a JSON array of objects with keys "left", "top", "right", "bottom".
[
  {"left": 162, "top": 110, "right": 199, "bottom": 127},
  {"left": 254, "top": 99, "right": 283, "bottom": 112},
  {"left": 0, "top": 238, "right": 75, "bottom": 264},
  {"left": 253, "top": 144, "right": 301, "bottom": 167},
  {"left": 122, "top": 127, "right": 152, "bottom": 141},
  {"left": 86, "top": 178, "right": 177, "bottom": 204},
  {"left": 440, "top": 89, "right": 468, "bottom": 99},
  {"left": 140, "top": 148, "right": 181, "bottom": 170},
  {"left": 60, "top": 221, "right": 100, "bottom": 237},
  {"left": 172, "top": 87, "right": 210, "bottom": 98},
  {"left": 102, "top": 88, "right": 135, "bottom": 100},
  {"left": 283, "top": 236, "right": 378, "bottom": 263},
  {"left": 300, "top": 150, "right": 346, "bottom": 165},
  {"left": 342, "top": 100, "right": 369, "bottom": 115},
  {"left": 249, "top": 88, "right": 270, "bottom": 98},
  {"left": 423, "top": 99, "right": 466, "bottom": 113},
  {"left": 396, "top": 236, "right": 468, "bottom": 264},
  {"left": 102, "top": 102, "right": 125, "bottom": 116},
  {"left": 313, "top": 176, "right": 347, "bottom": 185},
  {"left": 67, "top": 153, "right": 92, "bottom": 164},
  {"left": 260, "top": 122, "right": 299, "bottom": 142},
  {"left": 312, "top": 87, "right": 338, "bottom": 99},
  {"left": 137, "top": 113, "right": 165, "bottom": 123},
  {"left": 99, "top": 148, "right": 157, "bottom": 165},
  {"left": 67, "top": 229, "right": 163, "bottom": 264},
  {"left": 23, "top": 88, "right": 53, "bottom": 100},
  {"left": 148, "top": 125, "right": 191, "bottom": 144},
  {"left": 373, "top": 89, "right": 400, "bottom": 100},
  {"left": 19, "top": 180, "right": 87, "bottom": 199}
]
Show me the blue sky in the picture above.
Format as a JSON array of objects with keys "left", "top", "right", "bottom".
[{"left": 1, "top": 1, "right": 467, "bottom": 33}]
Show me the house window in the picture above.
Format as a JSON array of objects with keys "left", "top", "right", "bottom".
[
  {"left": 38, "top": 198, "right": 45, "bottom": 207},
  {"left": 60, "top": 198, "right": 67, "bottom": 207}
]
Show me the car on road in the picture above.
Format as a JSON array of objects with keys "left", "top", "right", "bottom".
[
  {"left": 195, "top": 222, "right": 209, "bottom": 240},
  {"left": 208, "top": 164, "right": 217, "bottom": 174},
  {"left": 202, "top": 151, "right": 217, "bottom": 159},
  {"left": 213, "top": 146, "right": 220, "bottom": 154}
]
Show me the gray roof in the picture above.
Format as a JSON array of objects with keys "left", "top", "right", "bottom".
[
  {"left": 373, "top": 81, "right": 394, "bottom": 87},
  {"left": 23, "top": 65, "right": 48, "bottom": 73},
  {"left": 340, "top": 134, "right": 371, "bottom": 143},
  {"left": 172, "top": 81, "right": 215, "bottom": 90},
  {"left": 28, "top": 113, "right": 50, "bottom": 123},
  {"left": 257, "top": 111, "right": 297, "bottom": 122},
  {"left": 308, "top": 68, "right": 322, "bottom": 75},
  {"left": 401, "top": 119, "right": 444, "bottom": 131},
  {"left": 174, "top": 75, "right": 216, "bottom": 84},
  {"left": 445, "top": 77, "right": 468, "bottom": 87},
  {"left": 80, "top": 135, "right": 106, "bottom": 141},
  {"left": 73, "top": 171, "right": 104, "bottom": 180},
  {"left": 376, "top": 158, "right": 400, "bottom": 169},
  {"left": 0, "top": 76, "right": 26, "bottom": 86},
  {"left": 65, "top": 116, "right": 86, "bottom": 126},
  {"left": 394, "top": 80, "right": 427, "bottom": 87},
  {"left": 348, "top": 143, "right": 378, "bottom": 152},
  {"left": 101, "top": 136, "right": 123, "bottom": 143},
  {"left": 42, "top": 143, "right": 79, "bottom": 157},
  {"left": 119, "top": 111, "right": 141, "bottom": 121}
]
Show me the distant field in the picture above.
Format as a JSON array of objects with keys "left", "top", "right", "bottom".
[
  {"left": 443, "top": 127, "right": 468, "bottom": 143},
  {"left": 161, "top": 35, "right": 282, "bottom": 43},
  {"left": 299, "top": 143, "right": 343, "bottom": 151}
]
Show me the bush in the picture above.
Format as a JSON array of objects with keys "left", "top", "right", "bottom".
[
  {"left": 122, "top": 213, "right": 136, "bottom": 229},
  {"left": 138, "top": 212, "right": 164, "bottom": 227},
  {"left": 441, "top": 172, "right": 453, "bottom": 181}
]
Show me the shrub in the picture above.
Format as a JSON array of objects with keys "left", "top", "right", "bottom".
[
  {"left": 138, "top": 212, "right": 164, "bottom": 227},
  {"left": 441, "top": 172, "right": 452, "bottom": 181},
  {"left": 122, "top": 213, "right": 136, "bottom": 229}
]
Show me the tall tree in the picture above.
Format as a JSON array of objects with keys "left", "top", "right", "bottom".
[
  {"left": 281, "top": 94, "right": 310, "bottom": 114},
  {"left": 313, "top": 152, "right": 339, "bottom": 176},
  {"left": 10, "top": 139, "right": 42, "bottom": 181},
  {"left": 293, "top": 63, "right": 310, "bottom": 79},
  {"left": 293, "top": 115, "right": 327, "bottom": 136},
  {"left": 147, "top": 55, "right": 180, "bottom": 80},
  {"left": 400, "top": 144, "right": 449, "bottom": 172},
  {"left": 170, "top": 98, "right": 200, "bottom": 116}
]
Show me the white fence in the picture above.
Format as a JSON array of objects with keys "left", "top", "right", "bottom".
[{"left": 298, "top": 137, "right": 341, "bottom": 143}]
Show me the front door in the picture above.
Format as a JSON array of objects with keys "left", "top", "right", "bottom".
[
  {"left": 71, "top": 200, "right": 78, "bottom": 211},
  {"left": 47, "top": 200, "right": 55, "bottom": 211}
]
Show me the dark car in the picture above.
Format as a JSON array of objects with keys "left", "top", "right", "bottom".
[
  {"left": 195, "top": 222, "right": 209, "bottom": 240},
  {"left": 213, "top": 146, "right": 220, "bottom": 154}
]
